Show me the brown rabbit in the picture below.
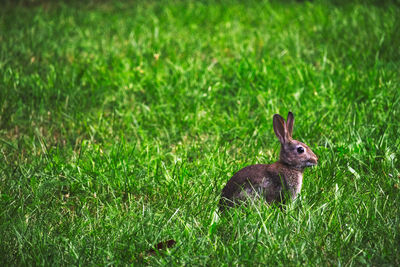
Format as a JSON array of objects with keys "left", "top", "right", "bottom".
[{"left": 219, "top": 112, "right": 318, "bottom": 209}]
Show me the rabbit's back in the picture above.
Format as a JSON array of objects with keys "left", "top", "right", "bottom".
[{"left": 220, "top": 164, "right": 284, "bottom": 208}]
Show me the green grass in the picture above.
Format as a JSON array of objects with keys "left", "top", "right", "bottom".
[{"left": 1, "top": 0, "right": 400, "bottom": 265}]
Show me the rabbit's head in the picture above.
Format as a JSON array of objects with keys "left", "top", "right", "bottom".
[{"left": 273, "top": 112, "right": 318, "bottom": 170}]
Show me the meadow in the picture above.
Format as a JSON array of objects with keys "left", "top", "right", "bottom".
[{"left": 1, "top": 0, "right": 399, "bottom": 265}]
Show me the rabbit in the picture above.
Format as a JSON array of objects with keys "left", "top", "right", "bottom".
[{"left": 219, "top": 112, "right": 318, "bottom": 210}]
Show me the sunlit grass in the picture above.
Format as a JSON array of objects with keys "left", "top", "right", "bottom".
[{"left": 0, "top": 0, "right": 399, "bottom": 265}]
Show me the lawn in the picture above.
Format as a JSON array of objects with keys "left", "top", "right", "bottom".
[{"left": 1, "top": 0, "right": 399, "bottom": 265}]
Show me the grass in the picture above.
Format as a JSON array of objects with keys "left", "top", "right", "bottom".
[{"left": 1, "top": 0, "right": 400, "bottom": 265}]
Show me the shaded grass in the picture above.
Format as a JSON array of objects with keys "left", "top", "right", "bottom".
[{"left": 1, "top": 0, "right": 400, "bottom": 265}]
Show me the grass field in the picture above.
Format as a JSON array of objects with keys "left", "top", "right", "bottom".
[{"left": 1, "top": 0, "right": 400, "bottom": 265}]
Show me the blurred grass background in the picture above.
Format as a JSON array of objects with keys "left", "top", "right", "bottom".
[{"left": 0, "top": 0, "right": 399, "bottom": 265}]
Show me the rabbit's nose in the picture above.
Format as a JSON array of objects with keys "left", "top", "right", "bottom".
[{"left": 309, "top": 156, "right": 318, "bottom": 165}]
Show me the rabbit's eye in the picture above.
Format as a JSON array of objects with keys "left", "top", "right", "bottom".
[{"left": 297, "top": 147, "right": 305, "bottom": 154}]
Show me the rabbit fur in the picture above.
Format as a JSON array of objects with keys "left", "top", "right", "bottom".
[{"left": 219, "top": 112, "right": 318, "bottom": 209}]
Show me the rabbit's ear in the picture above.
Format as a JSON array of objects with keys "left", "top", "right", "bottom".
[
  {"left": 273, "top": 114, "right": 287, "bottom": 144},
  {"left": 286, "top": 111, "right": 294, "bottom": 139}
]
